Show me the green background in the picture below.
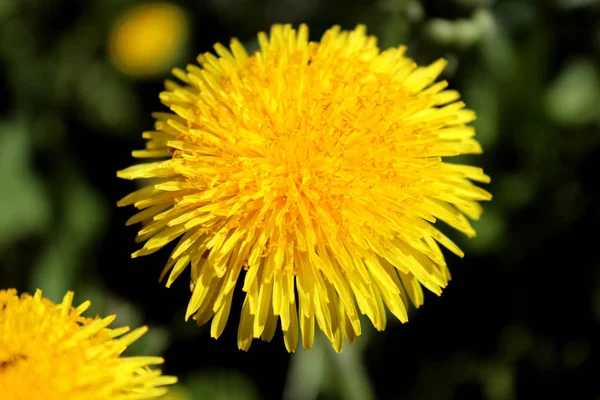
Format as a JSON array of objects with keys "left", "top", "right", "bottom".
[{"left": 0, "top": 0, "right": 598, "bottom": 398}]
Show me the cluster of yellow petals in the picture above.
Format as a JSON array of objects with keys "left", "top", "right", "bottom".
[
  {"left": 118, "top": 24, "right": 491, "bottom": 352},
  {"left": 0, "top": 289, "right": 176, "bottom": 400}
]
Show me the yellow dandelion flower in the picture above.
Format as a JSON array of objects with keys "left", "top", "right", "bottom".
[
  {"left": 108, "top": 2, "right": 189, "bottom": 78},
  {"left": 117, "top": 24, "right": 492, "bottom": 352},
  {"left": 0, "top": 289, "right": 177, "bottom": 399}
]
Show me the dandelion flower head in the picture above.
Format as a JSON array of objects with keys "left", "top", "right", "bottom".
[
  {"left": 108, "top": 2, "right": 189, "bottom": 78},
  {"left": 0, "top": 289, "right": 177, "bottom": 399},
  {"left": 118, "top": 24, "right": 492, "bottom": 352}
]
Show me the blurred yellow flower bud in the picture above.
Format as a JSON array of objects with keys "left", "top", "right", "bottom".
[{"left": 108, "top": 2, "right": 189, "bottom": 78}]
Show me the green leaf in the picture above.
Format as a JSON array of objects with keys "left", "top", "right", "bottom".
[
  {"left": 494, "top": 174, "right": 534, "bottom": 210},
  {"left": 544, "top": 58, "right": 600, "bottom": 126},
  {"left": 462, "top": 206, "right": 506, "bottom": 254},
  {"left": 0, "top": 121, "right": 50, "bottom": 252},
  {"left": 162, "top": 385, "right": 193, "bottom": 400},
  {"left": 28, "top": 168, "right": 107, "bottom": 300},
  {"left": 284, "top": 337, "right": 327, "bottom": 400},
  {"left": 478, "top": 11, "right": 518, "bottom": 82},
  {"left": 463, "top": 71, "right": 499, "bottom": 149},
  {"left": 324, "top": 339, "right": 376, "bottom": 400},
  {"left": 28, "top": 238, "right": 77, "bottom": 303},
  {"left": 76, "top": 62, "right": 143, "bottom": 135},
  {"left": 426, "top": 9, "right": 495, "bottom": 49},
  {"left": 188, "top": 370, "right": 261, "bottom": 400}
]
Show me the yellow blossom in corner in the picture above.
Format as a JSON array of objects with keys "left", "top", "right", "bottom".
[
  {"left": 108, "top": 2, "right": 189, "bottom": 78},
  {"left": 0, "top": 289, "right": 177, "bottom": 399},
  {"left": 117, "top": 24, "right": 492, "bottom": 352}
]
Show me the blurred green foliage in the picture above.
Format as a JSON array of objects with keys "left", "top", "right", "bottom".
[{"left": 0, "top": 0, "right": 598, "bottom": 399}]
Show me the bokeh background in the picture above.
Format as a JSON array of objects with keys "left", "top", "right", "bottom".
[{"left": 1, "top": 0, "right": 598, "bottom": 398}]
